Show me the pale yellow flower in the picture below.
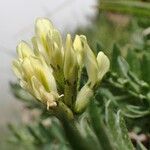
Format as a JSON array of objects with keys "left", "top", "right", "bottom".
[
  {"left": 97, "top": 51, "right": 110, "bottom": 81},
  {"left": 80, "top": 36, "right": 99, "bottom": 87},
  {"left": 12, "top": 41, "right": 59, "bottom": 108},
  {"left": 74, "top": 85, "right": 94, "bottom": 113},
  {"left": 12, "top": 18, "right": 110, "bottom": 115},
  {"left": 33, "top": 18, "right": 64, "bottom": 70},
  {"left": 74, "top": 37, "right": 110, "bottom": 113}
]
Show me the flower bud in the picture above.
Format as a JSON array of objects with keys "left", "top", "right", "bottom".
[
  {"left": 12, "top": 46, "right": 58, "bottom": 108},
  {"left": 64, "top": 34, "right": 78, "bottom": 83},
  {"left": 35, "top": 18, "right": 64, "bottom": 70},
  {"left": 31, "top": 76, "right": 58, "bottom": 108},
  {"left": 80, "top": 36, "right": 99, "bottom": 87},
  {"left": 74, "top": 85, "right": 93, "bottom": 113},
  {"left": 73, "top": 35, "right": 84, "bottom": 65}
]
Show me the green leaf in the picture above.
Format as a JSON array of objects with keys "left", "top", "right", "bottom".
[
  {"left": 77, "top": 114, "right": 102, "bottom": 150},
  {"left": 48, "top": 119, "right": 66, "bottom": 143},
  {"left": 126, "top": 49, "right": 141, "bottom": 76},
  {"left": 105, "top": 101, "right": 134, "bottom": 150},
  {"left": 117, "top": 56, "right": 130, "bottom": 78},
  {"left": 10, "top": 82, "right": 34, "bottom": 102},
  {"left": 89, "top": 101, "right": 115, "bottom": 150},
  {"left": 123, "top": 105, "right": 150, "bottom": 118},
  {"left": 8, "top": 124, "right": 23, "bottom": 142},
  {"left": 38, "top": 122, "right": 53, "bottom": 142},
  {"left": 141, "top": 53, "right": 150, "bottom": 84},
  {"left": 95, "top": 42, "right": 104, "bottom": 55},
  {"left": 111, "top": 44, "right": 121, "bottom": 72},
  {"left": 26, "top": 125, "right": 44, "bottom": 144},
  {"left": 116, "top": 111, "right": 135, "bottom": 150},
  {"left": 117, "top": 56, "right": 141, "bottom": 93},
  {"left": 60, "top": 114, "right": 95, "bottom": 150}
]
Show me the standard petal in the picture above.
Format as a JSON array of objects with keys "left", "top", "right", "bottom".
[
  {"left": 22, "top": 58, "right": 34, "bottom": 80},
  {"left": 29, "top": 57, "right": 57, "bottom": 92},
  {"left": 31, "top": 76, "right": 43, "bottom": 101},
  {"left": 17, "top": 41, "right": 33, "bottom": 59},
  {"left": 12, "top": 60, "right": 22, "bottom": 79},
  {"left": 73, "top": 35, "right": 84, "bottom": 65},
  {"left": 97, "top": 51, "right": 110, "bottom": 80},
  {"left": 35, "top": 18, "right": 53, "bottom": 42},
  {"left": 80, "top": 36, "right": 99, "bottom": 87},
  {"left": 64, "top": 34, "right": 78, "bottom": 81}
]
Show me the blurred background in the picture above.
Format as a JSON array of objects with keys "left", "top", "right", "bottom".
[{"left": 0, "top": 0, "right": 150, "bottom": 149}]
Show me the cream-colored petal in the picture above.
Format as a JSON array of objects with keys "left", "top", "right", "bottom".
[
  {"left": 17, "top": 41, "right": 33, "bottom": 59},
  {"left": 29, "top": 57, "right": 57, "bottom": 92},
  {"left": 31, "top": 76, "right": 43, "bottom": 101},
  {"left": 74, "top": 85, "right": 93, "bottom": 113},
  {"left": 73, "top": 35, "right": 82, "bottom": 52},
  {"left": 80, "top": 36, "right": 98, "bottom": 87},
  {"left": 73, "top": 35, "right": 84, "bottom": 65},
  {"left": 96, "top": 51, "right": 110, "bottom": 80},
  {"left": 52, "top": 42, "right": 63, "bottom": 69},
  {"left": 12, "top": 60, "right": 22, "bottom": 79},
  {"left": 22, "top": 58, "right": 34, "bottom": 80},
  {"left": 35, "top": 18, "right": 53, "bottom": 42},
  {"left": 51, "top": 29, "right": 62, "bottom": 48},
  {"left": 64, "top": 34, "right": 77, "bottom": 80}
]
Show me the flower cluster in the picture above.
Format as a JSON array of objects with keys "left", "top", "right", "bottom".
[{"left": 12, "top": 18, "right": 110, "bottom": 117}]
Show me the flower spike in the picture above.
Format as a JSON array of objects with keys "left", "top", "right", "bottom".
[{"left": 12, "top": 18, "right": 110, "bottom": 117}]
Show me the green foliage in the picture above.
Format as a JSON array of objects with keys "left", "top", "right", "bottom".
[
  {"left": 8, "top": 90, "right": 136, "bottom": 150},
  {"left": 100, "top": 0, "right": 150, "bottom": 17},
  {"left": 8, "top": 118, "right": 70, "bottom": 150},
  {"left": 101, "top": 40, "right": 150, "bottom": 118}
]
